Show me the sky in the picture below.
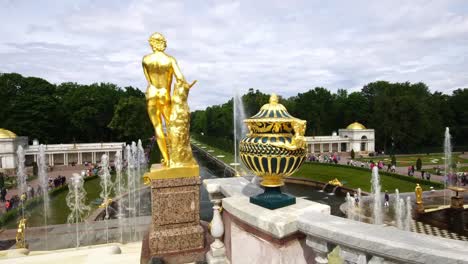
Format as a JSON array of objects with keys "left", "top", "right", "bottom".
[{"left": 1, "top": 0, "right": 467, "bottom": 110}]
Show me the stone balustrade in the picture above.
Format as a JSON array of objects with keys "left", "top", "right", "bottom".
[{"left": 204, "top": 177, "right": 468, "bottom": 264}]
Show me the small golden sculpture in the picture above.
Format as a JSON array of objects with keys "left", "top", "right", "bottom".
[
  {"left": 16, "top": 218, "right": 27, "bottom": 249},
  {"left": 415, "top": 184, "right": 423, "bottom": 204},
  {"left": 142, "top": 32, "right": 197, "bottom": 169},
  {"left": 328, "top": 178, "right": 343, "bottom": 187},
  {"left": 99, "top": 198, "right": 113, "bottom": 208}
]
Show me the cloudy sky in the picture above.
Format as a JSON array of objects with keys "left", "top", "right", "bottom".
[{"left": 1, "top": 0, "right": 467, "bottom": 109}]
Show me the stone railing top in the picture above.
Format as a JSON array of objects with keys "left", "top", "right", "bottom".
[
  {"left": 203, "top": 177, "right": 263, "bottom": 198},
  {"left": 298, "top": 209, "right": 468, "bottom": 264},
  {"left": 223, "top": 196, "right": 330, "bottom": 239},
  {"left": 204, "top": 177, "right": 331, "bottom": 239}
]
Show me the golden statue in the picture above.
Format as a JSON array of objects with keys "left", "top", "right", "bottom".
[
  {"left": 415, "top": 184, "right": 423, "bottom": 204},
  {"left": 16, "top": 218, "right": 27, "bottom": 249},
  {"left": 142, "top": 32, "right": 197, "bottom": 170}
]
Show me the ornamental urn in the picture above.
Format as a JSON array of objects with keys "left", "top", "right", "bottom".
[{"left": 239, "top": 93, "right": 307, "bottom": 209}]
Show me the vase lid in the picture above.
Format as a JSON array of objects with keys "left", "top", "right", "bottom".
[{"left": 245, "top": 93, "right": 301, "bottom": 123}]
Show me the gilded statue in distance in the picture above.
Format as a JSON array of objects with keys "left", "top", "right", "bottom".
[
  {"left": 415, "top": 184, "right": 423, "bottom": 204},
  {"left": 16, "top": 218, "right": 27, "bottom": 248},
  {"left": 142, "top": 32, "right": 197, "bottom": 168}
]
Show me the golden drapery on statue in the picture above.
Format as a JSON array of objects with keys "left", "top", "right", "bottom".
[{"left": 142, "top": 32, "right": 197, "bottom": 178}]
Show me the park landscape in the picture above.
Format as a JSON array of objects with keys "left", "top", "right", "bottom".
[{"left": 0, "top": 1, "right": 468, "bottom": 263}]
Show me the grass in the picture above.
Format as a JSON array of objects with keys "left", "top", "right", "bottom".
[
  {"left": 292, "top": 162, "right": 442, "bottom": 193},
  {"left": 190, "top": 138, "right": 235, "bottom": 164},
  {"left": 356, "top": 153, "right": 468, "bottom": 167},
  {"left": 1, "top": 175, "right": 102, "bottom": 229}
]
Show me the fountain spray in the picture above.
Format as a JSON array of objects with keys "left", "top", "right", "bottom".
[
  {"left": 131, "top": 141, "right": 139, "bottom": 239},
  {"left": 444, "top": 127, "right": 453, "bottom": 185},
  {"left": 126, "top": 144, "right": 136, "bottom": 241},
  {"left": 137, "top": 140, "right": 146, "bottom": 216},
  {"left": 233, "top": 91, "right": 250, "bottom": 179},
  {"left": 16, "top": 146, "right": 27, "bottom": 220},
  {"left": 66, "top": 173, "right": 90, "bottom": 248},
  {"left": 371, "top": 166, "right": 383, "bottom": 225},
  {"left": 394, "top": 189, "right": 403, "bottom": 229},
  {"left": 404, "top": 197, "right": 412, "bottom": 231},
  {"left": 114, "top": 151, "right": 124, "bottom": 243},
  {"left": 357, "top": 188, "right": 362, "bottom": 222},
  {"left": 99, "top": 154, "right": 113, "bottom": 243},
  {"left": 37, "top": 144, "right": 49, "bottom": 249},
  {"left": 346, "top": 192, "right": 355, "bottom": 220}
]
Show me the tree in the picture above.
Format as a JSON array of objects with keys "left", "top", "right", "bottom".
[
  {"left": 416, "top": 158, "right": 422, "bottom": 171},
  {"left": 391, "top": 155, "right": 397, "bottom": 166},
  {"left": 108, "top": 96, "right": 153, "bottom": 142}
]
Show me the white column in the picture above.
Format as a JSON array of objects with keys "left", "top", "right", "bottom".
[
  {"left": 306, "top": 236, "right": 328, "bottom": 264},
  {"left": 311, "top": 143, "right": 315, "bottom": 153},
  {"left": 320, "top": 144, "right": 323, "bottom": 153},
  {"left": 34, "top": 154, "right": 37, "bottom": 162},
  {"left": 92, "top": 152, "right": 96, "bottom": 164},
  {"left": 329, "top": 143, "right": 332, "bottom": 153},
  {"left": 338, "top": 143, "right": 341, "bottom": 153},
  {"left": 206, "top": 199, "right": 230, "bottom": 264},
  {"left": 78, "top": 152, "right": 82, "bottom": 164}
]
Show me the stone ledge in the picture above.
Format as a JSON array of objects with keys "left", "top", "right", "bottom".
[
  {"left": 203, "top": 177, "right": 263, "bottom": 198},
  {"left": 222, "top": 195, "right": 330, "bottom": 239},
  {"left": 297, "top": 209, "right": 468, "bottom": 264}
]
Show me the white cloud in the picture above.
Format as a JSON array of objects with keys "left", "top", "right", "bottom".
[{"left": 0, "top": 0, "right": 467, "bottom": 110}]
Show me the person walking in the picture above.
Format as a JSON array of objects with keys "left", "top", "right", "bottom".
[
  {"left": 0, "top": 187, "right": 6, "bottom": 202},
  {"left": 5, "top": 200, "right": 11, "bottom": 212},
  {"left": 384, "top": 191, "right": 390, "bottom": 207}
]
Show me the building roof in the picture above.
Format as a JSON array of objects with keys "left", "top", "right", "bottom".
[
  {"left": 346, "top": 122, "right": 366, "bottom": 130},
  {"left": 0, "top": 128, "right": 17, "bottom": 139}
]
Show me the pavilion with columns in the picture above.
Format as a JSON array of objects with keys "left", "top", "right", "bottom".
[
  {"left": 0, "top": 128, "right": 124, "bottom": 173},
  {"left": 305, "top": 122, "right": 375, "bottom": 155}
]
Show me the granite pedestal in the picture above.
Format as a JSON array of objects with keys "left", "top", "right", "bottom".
[{"left": 143, "top": 164, "right": 205, "bottom": 260}]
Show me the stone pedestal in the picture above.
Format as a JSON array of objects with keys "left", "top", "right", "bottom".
[
  {"left": 416, "top": 202, "right": 425, "bottom": 213},
  {"left": 145, "top": 164, "right": 205, "bottom": 257},
  {"left": 450, "top": 196, "right": 464, "bottom": 209}
]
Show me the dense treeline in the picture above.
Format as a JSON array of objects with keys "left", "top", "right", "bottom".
[
  {"left": 1, "top": 73, "right": 466, "bottom": 154},
  {"left": 191, "top": 84, "right": 468, "bottom": 154},
  {"left": 0, "top": 73, "right": 153, "bottom": 143}
]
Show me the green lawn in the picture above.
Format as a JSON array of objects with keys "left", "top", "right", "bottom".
[
  {"left": 357, "top": 153, "right": 468, "bottom": 167},
  {"left": 190, "top": 138, "right": 235, "bottom": 164},
  {"left": 292, "top": 163, "right": 441, "bottom": 193}
]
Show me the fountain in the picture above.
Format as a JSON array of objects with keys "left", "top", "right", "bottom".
[
  {"left": 137, "top": 139, "right": 146, "bottom": 216},
  {"left": 345, "top": 192, "right": 356, "bottom": 220},
  {"left": 233, "top": 90, "right": 249, "bottom": 178},
  {"left": 99, "top": 154, "right": 113, "bottom": 243},
  {"left": 371, "top": 166, "right": 383, "bottom": 225},
  {"left": 394, "top": 189, "right": 403, "bottom": 229},
  {"left": 66, "top": 173, "right": 90, "bottom": 248},
  {"left": 16, "top": 146, "right": 27, "bottom": 220},
  {"left": 404, "top": 197, "right": 412, "bottom": 231},
  {"left": 444, "top": 127, "right": 453, "bottom": 187},
  {"left": 37, "top": 144, "right": 49, "bottom": 249},
  {"left": 126, "top": 144, "right": 136, "bottom": 241},
  {"left": 114, "top": 151, "right": 124, "bottom": 243}
]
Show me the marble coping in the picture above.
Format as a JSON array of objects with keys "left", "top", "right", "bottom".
[
  {"left": 204, "top": 177, "right": 331, "bottom": 239},
  {"left": 222, "top": 196, "right": 330, "bottom": 239},
  {"left": 297, "top": 209, "right": 468, "bottom": 264},
  {"left": 203, "top": 177, "right": 264, "bottom": 198}
]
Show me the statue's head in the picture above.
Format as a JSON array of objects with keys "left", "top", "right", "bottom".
[{"left": 149, "top": 32, "right": 167, "bottom": 52}]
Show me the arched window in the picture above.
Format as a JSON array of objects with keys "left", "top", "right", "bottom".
[{"left": 361, "top": 135, "right": 367, "bottom": 140}]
